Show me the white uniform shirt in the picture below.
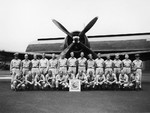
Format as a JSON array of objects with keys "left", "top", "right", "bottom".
[
  {"left": 87, "top": 59, "right": 95, "bottom": 68},
  {"left": 119, "top": 74, "right": 128, "bottom": 82},
  {"left": 133, "top": 60, "right": 142, "bottom": 69},
  {"left": 122, "top": 59, "right": 132, "bottom": 67},
  {"left": 95, "top": 58, "right": 104, "bottom": 68},
  {"left": 105, "top": 60, "right": 113, "bottom": 68},
  {"left": 49, "top": 59, "right": 58, "bottom": 68},
  {"left": 10, "top": 59, "right": 21, "bottom": 68},
  {"left": 78, "top": 57, "right": 87, "bottom": 67},
  {"left": 22, "top": 59, "right": 31, "bottom": 68},
  {"left": 68, "top": 57, "right": 77, "bottom": 67},
  {"left": 58, "top": 58, "right": 67, "bottom": 67},
  {"left": 106, "top": 73, "right": 117, "bottom": 82},
  {"left": 31, "top": 59, "right": 39, "bottom": 68},
  {"left": 97, "top": 74, "right": 105, "bottom": 82},
  {"left": 113, "top": 59, "right": 122, "bottom": 68},
  {"left": 39, "top": 58, "right": 49, "bottom": 68}
]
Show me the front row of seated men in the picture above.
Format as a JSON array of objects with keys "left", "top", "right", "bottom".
[
  {"left": 11, "top": 69, "right": 141, "bottom": 91},
  {"left": 10, "top": 52, "right": 142, "bottom": 91}
]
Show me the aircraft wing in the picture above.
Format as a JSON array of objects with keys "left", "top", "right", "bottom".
[
  {"left": 100, "top": 50, "right": 150, "bottom": 61},
  {"left": 0, "top": 50, "right": 54, "bottom": 62}
]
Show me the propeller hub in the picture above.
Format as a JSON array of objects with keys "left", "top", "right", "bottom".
[{"left": 73, "top": 36, "right": 80, "bottom": 43}]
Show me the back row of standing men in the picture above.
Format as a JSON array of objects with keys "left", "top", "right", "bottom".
[{"left": 10, "top": 52, "right": 143, "bottom": 89}]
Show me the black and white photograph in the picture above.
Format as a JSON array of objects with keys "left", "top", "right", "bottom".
[{"left": 0, "top": 0, "right": 150, "bottom": 113}]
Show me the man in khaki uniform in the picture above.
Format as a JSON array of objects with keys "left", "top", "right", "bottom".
[
  {"left": 58, "top": 55, "right": 68, "bottom": 74},
  {"left": 132, "top": 54, "right": 143, "bottom": 89},
  {"left": 39, "top": 53, "right": 49, "bottom": 76},
  {"left": 122, "top": 54, "right": 132, "bottom": 77},
  {"left": 10, "top": 53, "right": 22, "bottom": 87},
  {"left": 49, "top": 53, "right": 58, "bottom": 77},
  {"left": 113, "top": 54, "right": 122, "bottom": 81},
  {"left": 31, "top": 54, "right": 40, "bottom": 78},
  {"left": 95, "top": 53, "right": 104, "bottom": 76},
  {"left": 77, "top": 52, "right": 87, "bottom": 73},
  {"left": 87, "top": 54, "right": 95, "bottom": 75},
  {"left": 22, "top": 54, "right": 31, "bottom": 77},
  {"left": 104, "top": 55, "right": 113, "bottom": 75},
  {"left": 67, "top": 52, "right": 77, "bottom": 74}
]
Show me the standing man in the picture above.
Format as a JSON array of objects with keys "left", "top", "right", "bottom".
[
  {"left": 67, "top": 52, "right": 77, "bottom": 74},
  {"left": 22, "top": 54, "right": 31, "bottom": 77},
  {"left": 122, "top": 54, "right": 132, "bottom": 79},
  {"left": 104, "top": 55, "right": 113, "bottom": 75},
  {"left": 87, "top": 54, "right": 95, "bottom": 75},
  {"left": 58, "top": 55, "right": 68, "bottom": 74},
  {"left": 10, "top": 53, "right": 22, "bottom": 85},
  {"left": 132, "top": 54, "right": 143, "bottom": 89},
  {"left": 39, "top": 53, "right": 49, "bottom": 76},
  {"left": 113, "top": 54, "right": 122, "bottom": 81},
  {"left": 77, "top": 52, "right": 87, "bottom": 73},
  {"left": 31, "top": 54, "right": 40, "bottom": 78},
  {"left": 95, "top": 53, "right": 104, "bottom": 76},
  {"left": 49, "top": 53, "right": 58, "bottom": 77}
]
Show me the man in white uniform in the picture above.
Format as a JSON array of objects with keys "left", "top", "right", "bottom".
[
  {"left": 49, "top": 53, "right": 58, "bottom": 77},
  {"left": 104, "top": 55, "right": 113, "bottom": 75},
  {"left": 31, "top": 54, "right": 40, "bottom": 78},
  {"left": 113, "top": 54, "right": 122, "bottom": 81},
  {"left": 119, "top": 70, "right": 129, "bottom": 89},
  {"left": 58, "top": 55, "right": 67, "bottom": 74},
  {"left": 39, "top": 53, "right": 49, "bottom": 76},
  {"left": 132, "top": 54, "right": 143, "bottom": 89},
  {"left": 95, "top": 53, "right": 104, "bottom": 76},
  {"left": 87, "top": 54, "right": 95, "bottom": 75},
  {"left": 67, "top": 52, "right": 77, "bottom": 74},
  {"left": 122, "top": 54, "right": 132, "bottom": 78},
  {"left": 22, "top": 54, "right": 31, "bottom": 77},
  {"left": 77, "top": 52, "right": 87, "bottom": 73},
  {"left": 10, "top": 53, "right": 22, "bottom": 85}
]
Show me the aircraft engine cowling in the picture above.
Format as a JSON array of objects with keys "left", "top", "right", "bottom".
[{"left": 64, "top": 31, "right": 90, "bottom": 51}]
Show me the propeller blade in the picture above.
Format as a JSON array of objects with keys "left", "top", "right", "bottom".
[
  {"left": 79, "top": 17, "right": 98, "bottom": 36},
  {"left": 79, "top": 42, "right": 97, "bottom": 58},
  {"left": 59, "top": 43, "right": 74, "bottom": 58},
  {"left": 52, "top": 19, "right": 72, "bottom": 37}
]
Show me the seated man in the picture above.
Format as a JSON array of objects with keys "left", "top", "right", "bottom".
[
  {"left": 86, "top": 71, "right": 95, "bottom": 90},
  {"left": 11, "top": 73, "right": 26, "bottom": 91},
  {"left": 118, "top": 71, "right": 129, "bottom": 90},
  {"left": 95, "top": 72, "right": 106, "bottom": 90},
  {"left": 66, "top": 71, "right": 75, "bottom": 89},
  {"left": 76, "top": 71, "right": 87, "bottom": 90},
  {"left": 44, "top": 70, "right": 55, "bottom": 90},
  {"left": 34, "top": 72, "right": 45, "bottom": 90},
  {"left": 55, "top": 71, "right": 68, "bottom": 90},
  {"left": 106, "top": 71, "right": 117, "bottom": 90},
  {"left": 25, "top": 72, "right": 34, "bottom": 90},
  {"left": 129, "top": 71, "right": 140, "bottom": 90}
]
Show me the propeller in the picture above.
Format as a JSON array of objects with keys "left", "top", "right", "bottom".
[
  {"left": 52, "top": 19, "right": 72, "bottom": 38},
  {"left": 79, "top": 17, "right": 98, "bottom": 37},
  {"left": 79, "top": 42, "right": 97, "bottom": 58},
  {"left": 59, "top": 43, "right": 74, "bottom": 58}
]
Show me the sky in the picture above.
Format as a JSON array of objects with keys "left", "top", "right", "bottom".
[{"left": 0, "top": 0, "right": 150, "bottom": 52}]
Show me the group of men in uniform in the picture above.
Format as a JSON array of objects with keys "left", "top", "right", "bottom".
[{"left": 10, "top": 51, "right": 143, "bottom": 91}]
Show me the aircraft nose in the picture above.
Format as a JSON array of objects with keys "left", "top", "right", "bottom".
[{"left": 73, "top": 36, "right": 80, "bottom": 43}]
